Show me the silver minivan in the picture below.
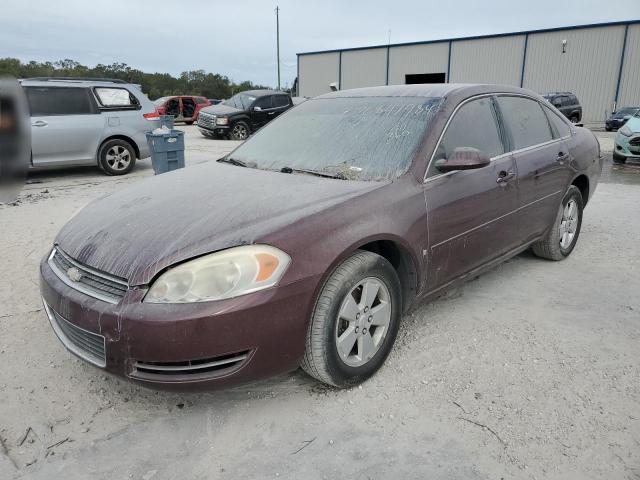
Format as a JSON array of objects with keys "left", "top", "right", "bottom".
[{"left": 22, "top": 78, "right": 160, "bottom": 175}]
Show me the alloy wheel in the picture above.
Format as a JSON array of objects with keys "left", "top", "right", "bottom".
[
  {"left": 335, "top": 277, "right": 391, "bottom": 367},
  {"left": 559, "top": 199, "right": 578, "bottom": 249},
  {"left": 106, "top": 146, "right": 131, "bottom": 171},
  {"left": 232, "top": 124, "right": 248, "bottom": 140}
]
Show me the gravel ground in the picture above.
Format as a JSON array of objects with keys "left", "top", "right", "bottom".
[{"left": 1, "top": 128, "right": 639, "bottom": 480}]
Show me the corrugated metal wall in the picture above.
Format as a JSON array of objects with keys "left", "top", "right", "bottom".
[
  {"left": 618, "top": 24, "right": 640, "bottom": 108},
  {"left": 523, "top": 25, "right": 626, "bottom": 122},
  {"left": 298, "top": 22, "right": 640, "bottom": 125},
  {"left": 298, "top": 52, "right": 339, "bottom": 98},
  {"left": 340, "top": 48, "right": 387, "bottom": 90},
  {"left": 388, "top": 43, "right": 449, "bottom": 85},
  {"left": 449, "top": 35, "right": 525, "bottom": 85}
]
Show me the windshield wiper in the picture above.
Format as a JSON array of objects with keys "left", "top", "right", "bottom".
[
  {"left": 280, "top": 166, "right": 347, "bottom": 180},
  {"left": 217, "top": 156, "right": 249, "bottom": 167}
]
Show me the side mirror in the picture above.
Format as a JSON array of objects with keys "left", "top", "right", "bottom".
[
  {"left": 623, "top": 115, "right": 631, "bottom": 120},
  {"left": 253, "top": 106, "right": 263, "bottom": 112},
  {"left": 435, "top": 147, "right": 491, "bottom": 173}
]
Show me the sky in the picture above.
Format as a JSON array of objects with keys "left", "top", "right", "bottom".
[{"left": 1, "top": 0, "right": 639, "bottom": 88}]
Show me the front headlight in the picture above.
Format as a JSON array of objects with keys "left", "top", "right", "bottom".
[
  {"left": 619, "top": 125, "right": 632, "bottom": 137},
  {"left": 216, "top": 117, "right": 229, "bottom": 126},
  {"left": 144, "top": 245, "right": 291, "bottom": 303}
]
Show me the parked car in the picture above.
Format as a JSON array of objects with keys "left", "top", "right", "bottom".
[
  {"left": 605, "top": 106, "right": 640, "bottom": 131},
  {"left": 197, "top": 90, "right": 292, "bottom": 140},
  {"left": 543, "top": 92, "right": 582, "bottom": 124},
  {"left": 613, "top": 116, "right": 640, "bottom": 164},
  {"left": 40, "top": 84, "right": 601, "bottom": 389},
  {"left": 153, "top": 95, "right": 210, "bottom": 124},
  {"left": 22, "top": 77, "right": 160, "bottom": 175}
]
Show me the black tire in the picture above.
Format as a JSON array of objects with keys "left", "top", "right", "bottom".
[
  {"left": 98, "top": 139, "right": 136, "bottom": 176},
  {"left": 301, "top": 250, "right": 402, "bottom": 388},
  {"left": 605, "top": 127, "right": 612, "bottom": 132},
  {"left": 532, "top": 185, "right": 583, "bottom": 261},
  {"left": 612, "top": 152, "right": 627, "bottom": 164},
  {"left": 185, "top": 121, "right": 194, "bottom": 125},
  {"left": 570, "top": 115, "right": 580, "bottom": 124},
  {"left": 230, "top": 121, "right": 250, "bottom": 141}
]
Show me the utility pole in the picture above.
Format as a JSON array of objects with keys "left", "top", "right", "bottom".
[{"left": 275, "top": 6, "right": 281, "bottom": 90}]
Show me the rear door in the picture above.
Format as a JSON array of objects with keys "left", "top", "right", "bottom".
[
  {"left": 424, "top": 96, "right": 519, "bottom": 290},
  {"left": 271, "top": 94, "right": 292, "bottom": 119},
  {"left": 496, "top": 95, "right": 572, "bottom": 243},
  {"left": 26, "top": 86, "right": 104, "bottom": 166}
]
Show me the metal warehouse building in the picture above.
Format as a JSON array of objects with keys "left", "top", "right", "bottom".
[{"left": 297, "top": 20, "right": 640, "bottom": 125}]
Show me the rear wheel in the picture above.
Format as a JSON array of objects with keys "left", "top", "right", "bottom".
[
  {"left": 532, "top": 185, "right": 583, "bottom": 261},
  {"left": 230, "top": 121, "right": 249, "bottom": 141},
  {"left": 570, "top": 115, "right": 580, "bottom": 124},
  {"left": 98, "top": 139, "right": 136, "bottom": 176},
  {"left": 301, "top": 250, "right": 402, "bottom": 387}
]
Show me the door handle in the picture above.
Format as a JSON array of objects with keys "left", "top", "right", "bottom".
[
  {"left": 32, "top": 120, "right": 48, "bottom": 127},
  {"left": 496, "top": 170, "right": 516, "bottom": 185},
  {"left": 267, "top": 112, "right": 275, "bottom": 115},
  {"left": 556, "top": 152, "right": 569, "bottom": 164}
]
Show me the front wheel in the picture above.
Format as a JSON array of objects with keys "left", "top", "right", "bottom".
[
  {"left": 230, "top": 121, "right": 249, "bottom": 140},
  {"left": 532, "top": 185, "right": 583, "bottom": 261},
  {"left": 612, "top": 152, "right": 627, "bottom": 164},
  {"left": 301, "top": 250, "right": 402, "bottom": 387}
]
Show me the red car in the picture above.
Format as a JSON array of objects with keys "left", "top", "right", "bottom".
[{"left": 153, "top": 95, "right": 210, "bottom": 124}]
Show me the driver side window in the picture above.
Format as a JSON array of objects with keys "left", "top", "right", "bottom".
[
  {"left": 253, "top": 96, "right": 273, "bottom": 110},
  {"left": 428, "top": 97, "right": 504, "bottom": 177}
]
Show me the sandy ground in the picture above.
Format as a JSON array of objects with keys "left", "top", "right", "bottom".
[{"left": 1, "top": 128, "right": 639, "bottom": 480}]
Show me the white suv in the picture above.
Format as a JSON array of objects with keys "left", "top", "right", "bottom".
[{"left": 22, "top": 77, "right": 161, "bottom": 175}]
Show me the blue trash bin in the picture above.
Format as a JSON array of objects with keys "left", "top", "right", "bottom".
[
  {"left": 159, "top": 115, "right": 174, "bottom": 129},
  {"left": 145, "top": 130, "right": 185, "bottom": 175}
]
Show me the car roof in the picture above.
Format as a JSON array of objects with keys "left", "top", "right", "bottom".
[
  {"left": 20, "top": 78, "right": 139, "bottom": 88},
  {"left": 316, "top": 83, "right": 542, "bottom": 100},
  {"left": 240, "top": 89, "right": 287, "bottom": 97}
]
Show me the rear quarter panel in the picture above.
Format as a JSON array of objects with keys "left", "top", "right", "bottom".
[{"left": 568, "top": 126, "right": 601, "bottom": 202}]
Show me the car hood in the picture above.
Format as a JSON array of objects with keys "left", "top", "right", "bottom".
[
  {"left": 55, "top": 162, "right": 387, "bottom": 285},
  {"left": 622, "top": 117, "right": 640, "bottom": 134},
  {"left": 200, "top": 104, "right": 242, "bottom": 116}
]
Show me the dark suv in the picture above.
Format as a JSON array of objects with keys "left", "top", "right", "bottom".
[
  {"left": 543, "top": 92, "right": 582, "bottom": 124},
  {"left": 197, "top": 90, "right": 292, "bottom": 140}
]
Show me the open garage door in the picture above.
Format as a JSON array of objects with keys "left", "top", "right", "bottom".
[{"left": 405, "top": 73, "right": 446, "bottom": 84}]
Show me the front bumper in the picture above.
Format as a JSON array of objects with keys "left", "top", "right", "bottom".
[
  {"left": 614, "top": 135, "right": 640, "bottom": 159},
  {"left": 40, "top": 255, "right": 319, "bottom": 390}
]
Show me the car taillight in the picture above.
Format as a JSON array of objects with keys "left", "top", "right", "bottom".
[{"left": 143, "top": 112, "right": 160, "bottom": 120}]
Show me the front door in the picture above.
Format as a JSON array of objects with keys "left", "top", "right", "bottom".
[
  {"left": 251, "top": 95, "right": 273, "bottom": 129},
  {"left": 423, "top": 96, "right": 520, "bottom": 290},
  {"left": 26, "top": 86, "right": 104, "bottom": 166}
]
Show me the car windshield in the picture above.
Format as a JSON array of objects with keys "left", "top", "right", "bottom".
[
  {"left": 616, "top": 107, "right": 638, "bottom": 115},
  {"left": 223, "top": 93, "right": 256, "bottom": 110},
  {"left": 229, "top": 96, "right": 443, "bottom": 181}
]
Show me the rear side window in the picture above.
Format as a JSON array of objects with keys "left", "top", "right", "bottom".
[
  {"left": 25, "top": 87, "right": 95, "bottom": 116},
  {"left": 433, "top": 97, "right": 504, "bottom": 166},
  {"left": 253, "top": 96, "right": 273, "bottom": 109},
  {"left": 273, "top": 95, "right": 290, "bottom": 108},
  {"left": 94, "top": 87, "right": 139, "bottom": 109},
  {"left": 543, "top": 105, "right": 571, "bottom": 138},
  {"left": 497, "top": 96, "right": 553, "bottom": 150}
]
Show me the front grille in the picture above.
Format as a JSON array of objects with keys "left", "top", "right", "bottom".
[
  {"left": 44, "top": 302, "right": 106, "bottom": 367},
  {"left": 48, "top": 247, "right": 128, "bottom": 304},
  {"left": 629, "top": 137, "right": 640, "bottom": 146},
  {"left": 197, "top": 112, "right": 216, "bottom": 129},
  {"left": 130, "top": 351, "right": 250, "bottom": 382}
]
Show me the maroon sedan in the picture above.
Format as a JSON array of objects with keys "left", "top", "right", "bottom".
[{"left": 40, "top": 84, "right": 602, "bottom": 389}]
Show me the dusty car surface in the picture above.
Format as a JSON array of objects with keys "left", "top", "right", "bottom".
[{"left": 40, "top": 84, "right": 602, "bottom": 389}]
